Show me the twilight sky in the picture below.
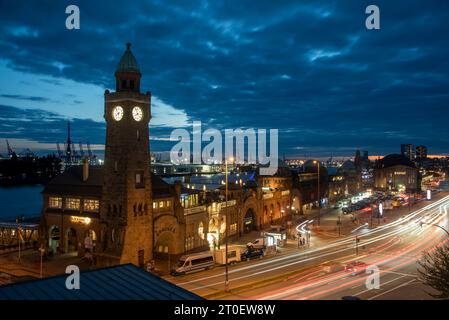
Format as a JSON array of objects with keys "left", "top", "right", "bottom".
[{"left": 0, "top": 0, "right": 448, "bottom": 158}]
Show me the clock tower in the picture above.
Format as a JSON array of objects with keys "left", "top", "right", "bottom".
[{"left": 99, "top": 43, "right": 152, "bottom": 266}]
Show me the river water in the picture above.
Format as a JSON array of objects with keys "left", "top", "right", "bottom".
[{"left": 0, "top": 185, "right": 43, "bottom": 221}]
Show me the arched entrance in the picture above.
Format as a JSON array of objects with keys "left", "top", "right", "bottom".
[
  {"left": 208, "top": 217, "right": 221, "bottom": 249},
  {"left": 84, "top": 229, "right": 97, "bottom": 252},
  {"left": 66, "top": 228, "right": 78, "bottom": 253},
  {"left": 48, "top": 225, "right": 60, "bottom": 253},
  {"left": 244, "top": 208, "right": 256, "bottom": 233}
]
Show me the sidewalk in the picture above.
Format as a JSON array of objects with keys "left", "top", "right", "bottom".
[{"left": 0, "top": 248, "right": 92, "bottom": 284}]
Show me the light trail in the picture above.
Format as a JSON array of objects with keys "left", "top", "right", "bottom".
[
  {"left": 172, "top": 195, "right": 449, "bottom": 295},
  {"left": 258, "top": 222, "right": 449, "bottom": 300}
]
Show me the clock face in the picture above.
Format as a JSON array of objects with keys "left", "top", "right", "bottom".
[
  {"left": 112, "top": 106, "right": 124, "bottom": 121},
  {"left": 132, "top": 106, "right": 143, "bottom": 121}
]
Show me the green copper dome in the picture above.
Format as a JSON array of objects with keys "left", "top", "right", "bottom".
[{"left": 116, "top": 43, "right": 140, "bottom": 73}]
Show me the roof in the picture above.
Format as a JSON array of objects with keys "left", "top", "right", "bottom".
[
  {"left": 152, "top": 174, "right": 176, "bottom": 198},
  {"left": 375, "top": 154, "right": 416, "bottom": 169},
  {"left": 337, "top": 160, "right": 357, "bottom": 174},
  {"left": 116, "top": 43, "right": 140, "bottom": 73},
  {"left": 0, "top": 222, "right": 39, "bottom": 229},
  {"left": 0, "top": 264, "right": 203, "bottom": 300},
  {"left": 43, "top": 166, "right": 175, "bottom": 198},
  {"left": 42, "top": 165, "right": 103, "bottom": 197}
]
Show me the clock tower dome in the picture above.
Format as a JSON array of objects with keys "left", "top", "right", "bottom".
[{"left": 99, "top": 43, "right": 153, "bottom": 266}]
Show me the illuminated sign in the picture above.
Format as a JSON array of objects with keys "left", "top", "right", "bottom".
[
  {"left": 394, "top": 171, "right": 406, "bottom": 175},
  {"left": 70, "top": 216, "right": 91, "bottom": 225}
]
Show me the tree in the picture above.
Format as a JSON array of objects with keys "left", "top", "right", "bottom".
[{"left": 418, "top": 245, "right": 449, "bottom": 299}]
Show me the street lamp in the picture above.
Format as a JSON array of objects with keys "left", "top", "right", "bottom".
[
  {"left": 224, "top": 156, "right": 234, "bottom": 292},
  {"left": 420, "top": 222, "right": 449, "bottom": 237},
  {"left": 338, "top": 212, "right": 342, "bottom": 236},
  {"left": 313, "top": 160, "right": 321, "bottom": 226},
  {"left": 16, "top": 215, "right": 24, "bottom": 263}
]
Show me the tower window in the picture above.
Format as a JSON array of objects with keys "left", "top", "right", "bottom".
[
  {"left": 135, "top": 171, "right": 144, "bottom": 188},
  {"left": 121, "top": 80, "right": 127, "bottom": 89},
  {"left": 129, "top": 80, "right": 134, "bottom": 89}
]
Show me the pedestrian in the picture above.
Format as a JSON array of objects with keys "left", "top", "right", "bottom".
[{"left": 146, "top": 260, "right": 155, "bottom": 273}]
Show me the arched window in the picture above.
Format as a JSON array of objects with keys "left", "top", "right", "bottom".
[{"left": 198, "top": 222, "right": 205, "bottom": 240}]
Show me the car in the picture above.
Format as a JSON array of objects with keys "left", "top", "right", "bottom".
[
  {"left": 241, "top": 248, "right": 264, "bottom": 261},
  {"left": 344, "top": 261, "right": 370, "bottom": 276},
  {"left": 247, "top": 238, "right": 267, "bottom": 250},
  {"left": 320, "top": 261, "right": 346, "bottom": 274}
]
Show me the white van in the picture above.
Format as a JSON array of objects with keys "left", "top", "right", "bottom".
[{"left": 172, "top": 251, "right": 214, "bottom": 275}]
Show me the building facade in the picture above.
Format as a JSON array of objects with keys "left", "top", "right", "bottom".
[
  {"left": 374, "top": 154, "right": 419, "bottom": 192},
  {"left": 40, "top": 44, "right": 300, "bottom": 266},
  {"left": 401, "top": 144, "right": 415, "bottom": 161}
]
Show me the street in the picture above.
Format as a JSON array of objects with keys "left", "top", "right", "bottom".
[{"left": 165, "top": 192, "right": 449, "bottom": 300}]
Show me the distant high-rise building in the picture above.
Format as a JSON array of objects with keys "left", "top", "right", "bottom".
[
  {"left": 362, "top": 151, "right": 369, "bottom": 161},
  {"left": 416, "top": 145, "right": 428, "bottom": 159},
  {"left": 354, "top": 150, "right": 362, "bottom": 169},
  {"left": 401, "top": 144, "right": 415, "bottom": 160}
]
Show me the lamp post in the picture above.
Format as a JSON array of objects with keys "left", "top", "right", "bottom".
[
  {"left": 224, "top": 157, "right": 233, "bottom": 292},
  {"left": 420, "top": 222, "right": 449, "bottom": 237},
  {"left": 16, "top": 215, "right": 24, "bottom": 263},
  {"left": 313, "top": 160, "right": 321, "bottom": 226},
  {"left": 338, "top": 212, "right": 342, "bottom": 236}
]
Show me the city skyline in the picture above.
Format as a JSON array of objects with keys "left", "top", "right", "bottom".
[
  {"left": 1, "top": 2, "right": 449, "bottom": 305},
  {"left": 1, "top": 1, "right": 449, "bottom": 157}
]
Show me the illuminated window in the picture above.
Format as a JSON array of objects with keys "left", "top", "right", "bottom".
[
  {"left": 159, "top": 201, "right": 164, "bottom": 208},
  {"left": 66, "top": 198, "right": 80, "bottom": 210},
  {"left": 230, "top": 223, "right": 237, "bottom": 235},
  {"left": 166, "top": 200, "right": 171, "bottom": 208},
  {"left": 49, "top": 197, "right": 62, "bottom": 209},
  {"left": 185, "top": 236, "right": 195, "bottom": 251},
  {"left": 83, "top": 199, "right": 99, "bottom": 212},
  {"left": 153, "top": 202, "right": 157, "bottom": 209}
]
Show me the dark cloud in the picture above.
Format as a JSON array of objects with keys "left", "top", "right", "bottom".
[
  {"left": 1, "top": 0, "right": 449, "bottom": 156},
  {"left": 0, "top": 94, "right": 50, "bottom": 102},
  {"left": 0, "top": 104, "right": 104, "bottom": 145}
]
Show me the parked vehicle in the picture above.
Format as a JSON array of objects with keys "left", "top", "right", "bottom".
[
  {"left": 214, "top": 247, "right": 242, "bottom": 265},
  {"left": 247, "top": 238, "right": 267, "bottom": 249},
  {"left": 172, "top": 251, "right": 214, "bottom": 275},
  {"left": 241, "top": 247, "right": 264, "bottom": 261}
]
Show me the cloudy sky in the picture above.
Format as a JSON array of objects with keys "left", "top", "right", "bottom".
[{"left": 0, "top": 0, "right": 448, "bottom": 158}]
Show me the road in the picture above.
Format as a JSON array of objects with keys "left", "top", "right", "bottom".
[{"left": 165, "top": 192, "right": 449, "bottom": 300}]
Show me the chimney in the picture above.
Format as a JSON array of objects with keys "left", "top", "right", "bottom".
[
  {"left": 174, "top": 181, "right": 182, "bottom": 197},
  {"left": 82, "top": 158, "right": 89, "bottom": 182}
]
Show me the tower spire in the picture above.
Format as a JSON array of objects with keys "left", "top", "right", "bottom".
[
  {"left": 115, "top": 43, "right": 141, "bottom": 92},
  {"left": 66, "top": 121, "right": 72, "bottom": 159}
]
